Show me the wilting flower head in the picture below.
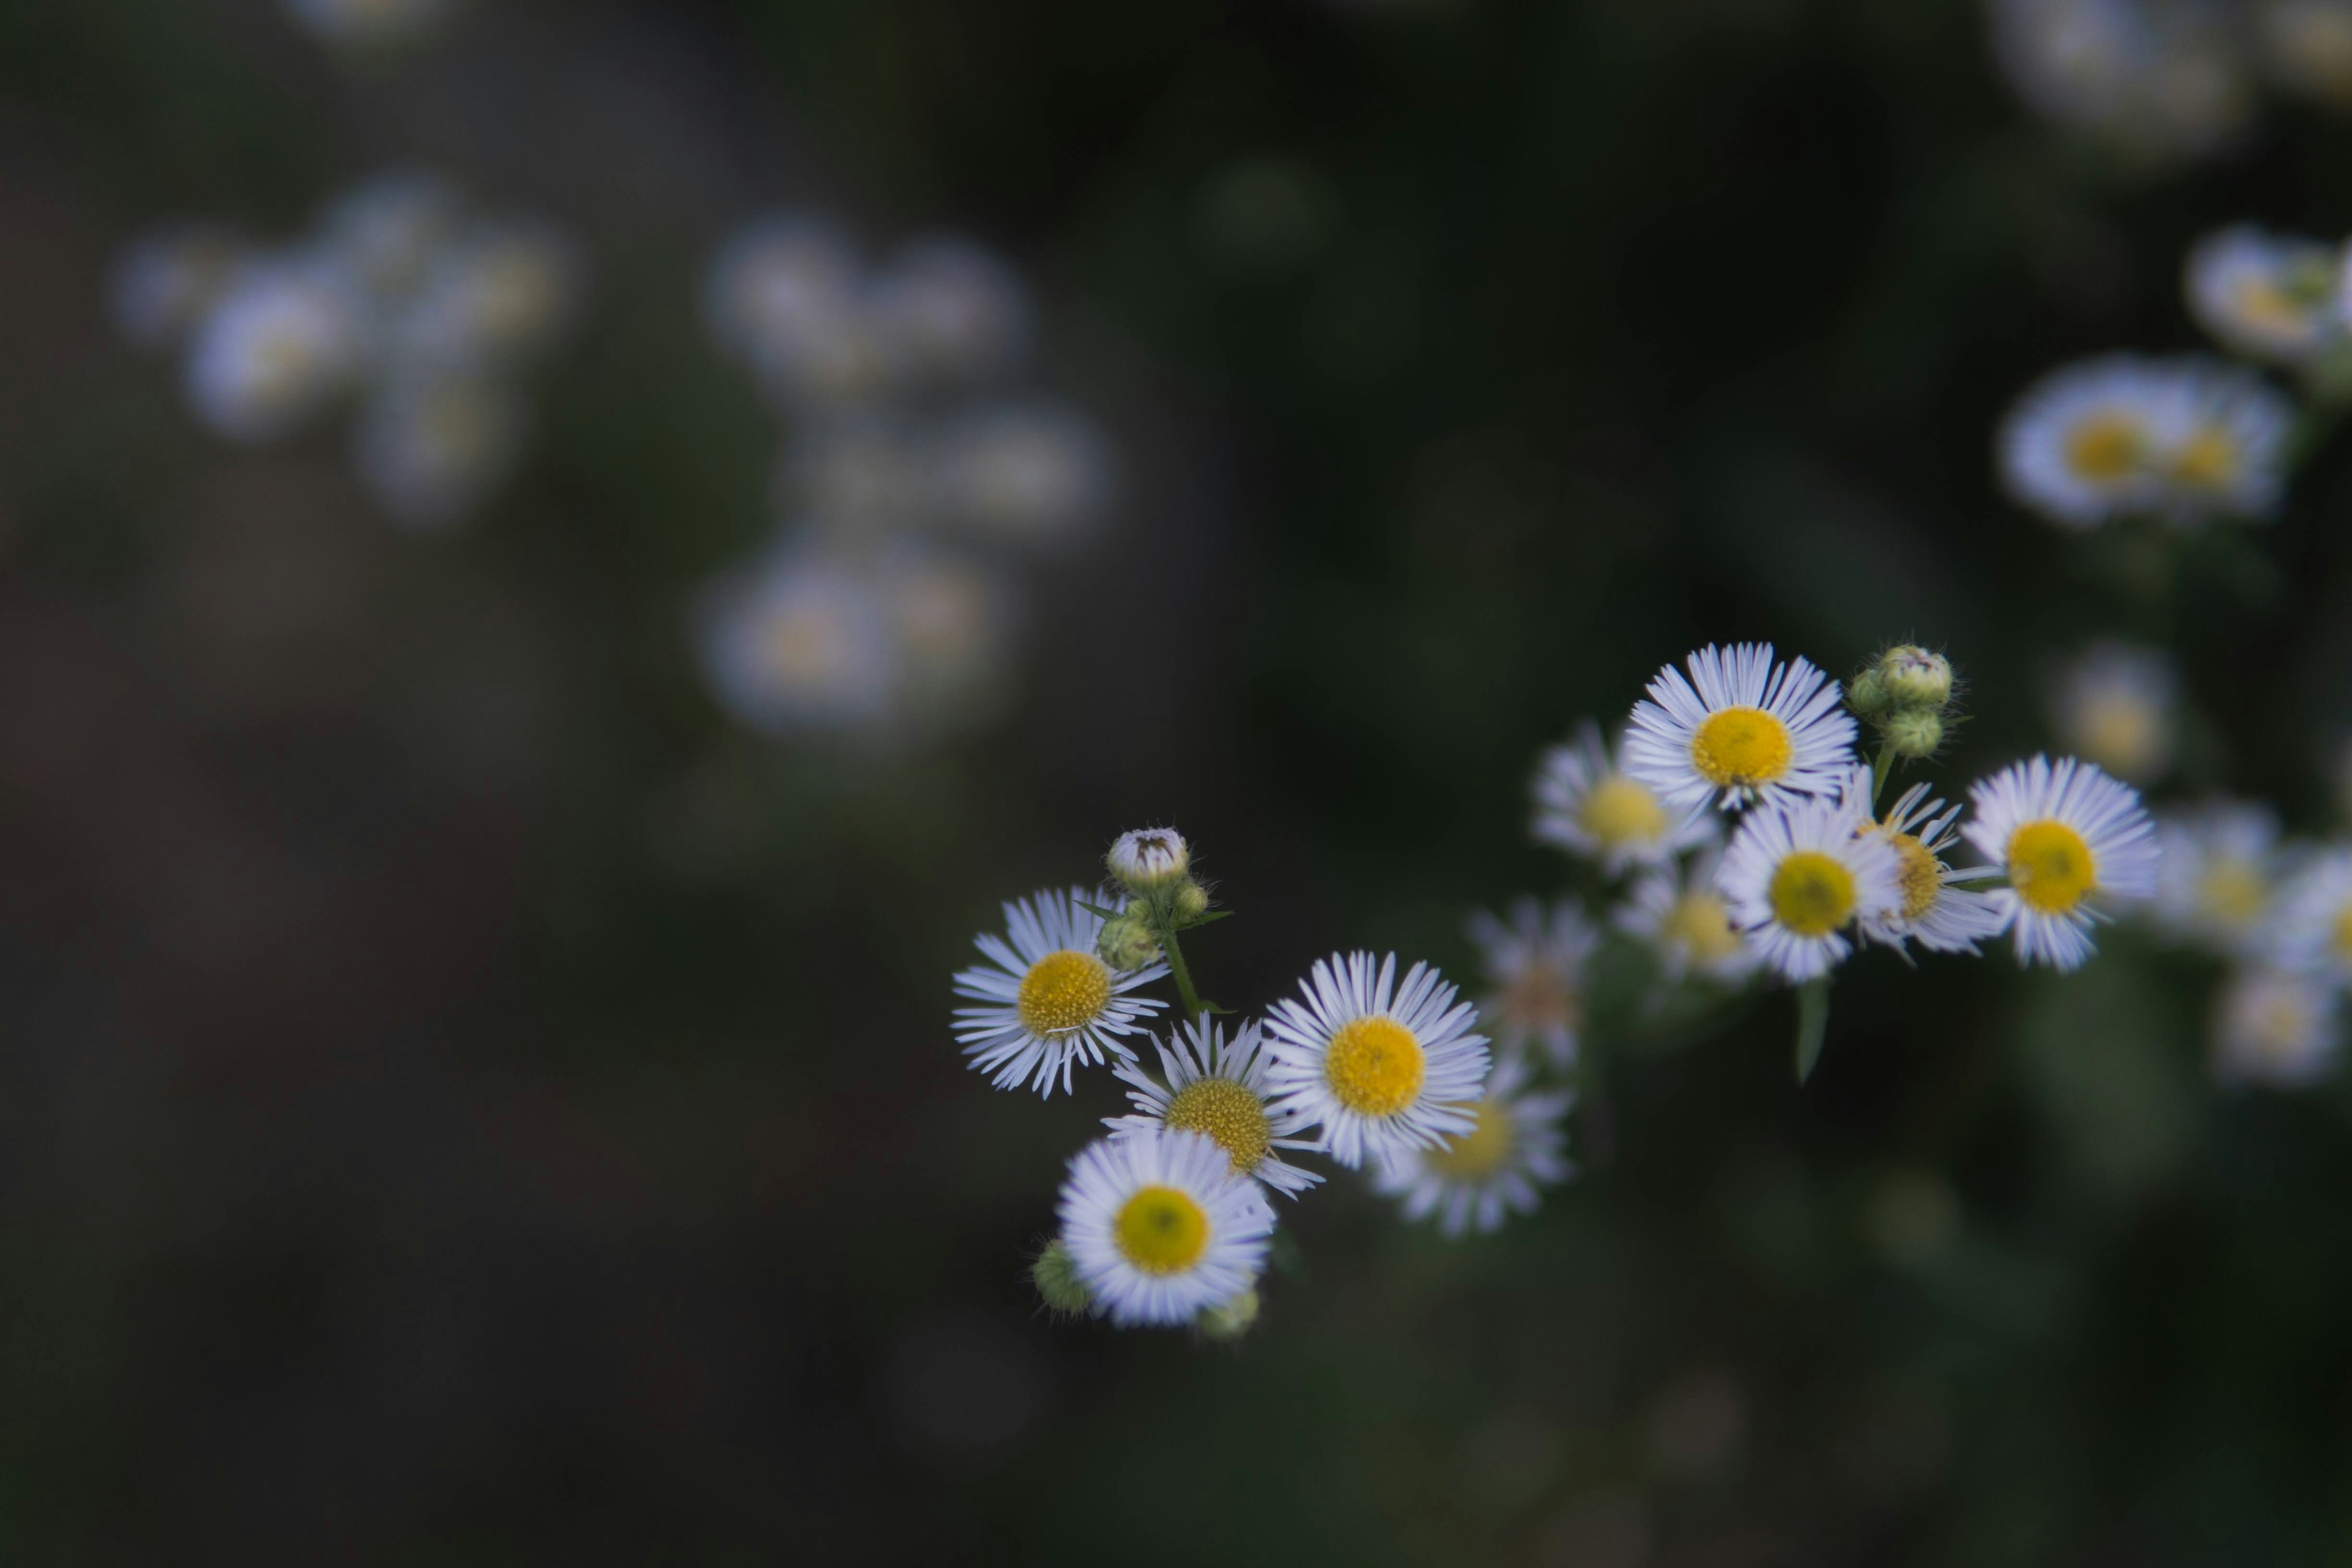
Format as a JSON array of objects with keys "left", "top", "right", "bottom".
[
  {"left": 1964, "top": 755, "right": 2160, "bottom": 970},
  {"left": 2211, "top": 967, "right": 2343, "bottom": 1088},
  {"left": 2152, "top": 799, "right": 2288, "bottom": 958},
  {"left": 1531, "top": 720, "right": 1715, "bottom": 873},
  {"left": 1057, "top": 1126, "right": 1274, "bottom": 1327},
  {"left": 108, "top": 224, "right": 253, "bottom": 350},
  {"left": 183, "top": 258, "right": 370, "bottom": 442},
  {"left": 2185, "top": 225, "right": 2345, "bottom": 365},
  {"left": 2048, "top": 641, "right": 2179, "bottom": 785},
  {"left": 1372, "top": 1054, "right": 1574, "bottom": 1237},
  {"left": 351, "top": 374, "right": 526, "bottom": 530},
  {"left": 1107, "top": 828, "right": 1191, "bottom": 892}
]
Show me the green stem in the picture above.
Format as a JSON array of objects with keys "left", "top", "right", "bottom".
[
  {"left": 1157, "top": 922, "right": 1206, "bottom": 1020},
  {"left": 1794, "top": 977, "right": 1831, "bottom": 1085},
  {"left": 1869, "top": 740, "right": 1896, "bottom": 810}
]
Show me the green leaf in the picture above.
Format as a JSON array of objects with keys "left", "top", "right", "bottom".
[
  {"left": 1076, "top": 900, "right": 1120, "bottom": 921},
  {"left": 1177, "top": 909, "right": 1236, "bottom": 929},
  {"left": 1794, "top": 978, "right": 1831, "bottom": 1085}
]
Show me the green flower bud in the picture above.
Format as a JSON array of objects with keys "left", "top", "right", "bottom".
[
  {"left": 1031, "top": 1240, "right": 1093, "bottom": 1317},
  {"left": 1172, "top": 880, "right": 1210, "bottom": 922},
  {"left": 1846, "top": 668, "right": 1890, "bottom": 718},
  {"left": 1106, "top": 827, "right": 1191, "bottom": 893},
  {"left": 1096, "top": 914, "right": 1161, "bottom": 971},
  {"left": 1883, "top": 707, "right": 1944, "bottom": 760},
  {"left": 1196, "top": 1286, "right": 1260, "bottom": 1343},
  {"left": 1878, "top": 645, "right": 1954, "bottom": 709}
]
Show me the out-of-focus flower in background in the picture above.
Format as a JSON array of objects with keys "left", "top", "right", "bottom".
[
  {"left": 1988, "top": 0, "right": 2255, "bottom": 164},
  {"left": 111, "top": 172, "right": 583, "bottom": 529},
  {"left": 1371, "top": 1054, "right": 1574, "bottom": 1238},
  {"left": 2047, "top": 640, "right": 2180, "bottom": 785},
  {"left": 697, "top": 213, "right": 1116, "bottom": 746},
  {"left": 282, "top": 0, "right": 461, "bottom": 52},
  {"left": 2253, "top": 0, "right": 2352, "bottom": 106},
  {"left": 2210, "top": 966, "right": 2343, "bottom": 1086},
  {"left": 2184, "top": 226, "right": 2346, "bottom": 366},
  {"left": 2152, "top": 797, "right": 2287, "bottom": 957}
]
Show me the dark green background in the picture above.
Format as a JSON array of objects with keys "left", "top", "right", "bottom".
[{"left": 2, "top": 0, "right": 2351, "bottom": 1560}]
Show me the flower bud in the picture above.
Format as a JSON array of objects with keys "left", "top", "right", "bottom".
[
  {"left": 1096, "top": 914, "right": 1161, "bottom": 971},
  {"left": 1106, "top": 827, "right": 1190, "bottom": 892},
  {"left": 1196, "top": 1286, "right": 1260, "bottom": 1342},
  {"left": 1883, "top": 707, "right": 1943, "bottom": 759},
  {"left": 1846, "top": 668, "right": 1890, "bottom": 718},
  {"left": 1031, "top": 1240, "right": 1093, "bottom": 1316},
  {"left": 1172, "top": 880, "right": 1210, "bottom": 922},
  {"left": 1878, "top": 645, "right": 1954, "bottom": 709}
]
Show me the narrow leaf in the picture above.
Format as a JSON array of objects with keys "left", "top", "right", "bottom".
[{"left": 1794, "top": 978, "right": 1832, "bottom": 1085}]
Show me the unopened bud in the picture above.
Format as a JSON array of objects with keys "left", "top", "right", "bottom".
[
  {"left": 1883, "top": 707, "right": 1944, "bottom": 759},
  {"left": 1878, "top": 645, "right": 1954, "bottom": 709},
  {"left": 1096, "top": 914, "right": 1161, "bottom": 971},
  {"left": 1196, "top": 1286, "right": 1260, "bottom": 1342},
  {"left": 1031, "top": 1240, "right": 1094, "bottom": 1316},
  {"left": 1172, "top": 880, "right": 1210, "bottom": 922},
  {"left": 1846, "top": 668, "right": 1890, "bottom": 718},
  {"left": 1107, "top": 827, "right": 1190, "bottom": 892}
]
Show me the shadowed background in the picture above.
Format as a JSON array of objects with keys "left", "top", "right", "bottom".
[{"left": 2, "top": 0, "right": 2352, "bottom": 1561}]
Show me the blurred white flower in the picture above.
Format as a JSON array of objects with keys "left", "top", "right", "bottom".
[
  {"left": 1371, "top": 1054, "right": 1575, "bottom": 1238},
  {"left": 1999, "top": 355, "right": 2294, "bottom": 528},
  {"left": 695, "top": 542, "right": 902, "bottom": 734},
  {"left": 933, "top": 400, "right": 1116, "bottom": 546},
  {"left": 2211, "top": 967, "right": 2342, "bottom": 1088},
  {"left": 2151, "top": 799, "right": 2288, "bottom": 958},
  {"left": 352, "top": 374, "right": 527, "bottom": 530},
  {"left": 2048, "top": 641, "right": 2178, "bottom": 785},
  {"left": 107, "top": 224, "right": 252, "bottom": 351},
  {"left": 1531, "top": 720, "right": 1716, "bottom": 874},
  {"left": 2185, "top": 225, "right": 2344, "bottom": 365},
  {"left": 184, "top": 259, "right": 370, "bottom": 442},
  {"left": 1466, "top": 897, "right": 1597, "bottom": 1069},
  {"left": 1616, "top": 844, "right": 1758, "bottom": 986},
  {"left": 775, "top": 417, "right": 940, "bottom": 538},
  {"left": 317, "top": 172, "right": 461, "bottom": 301},
  {"left": 391, "top": 221, "right": 584, "bottom": 372},
  {"left": 1988, "top": 0, "right": 2255, "bottom": 164},
  {"left": 878, "top": 544, "right": 1023, "bottom": 731},
  {"left": 2263, "top": 845, "right": 2352, "bottom": 982},
  {"left": 870, "top": 235, "right": 1031, "bottom": 388}
]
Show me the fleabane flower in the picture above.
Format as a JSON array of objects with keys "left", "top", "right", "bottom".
[
  {"left": 952, "top": 887, "right": 1167, "bottom": 1096},
  {"left": 2263, "top": 846, "right": 2352, "bottom": 981},
  {"left": 1623, "top": 644, "right": 1858, "bottom": 812},
  {"left": 1717, "top": 792, "right": 1904, "bottom": 982},
  {"left": 1372, "top": 1055, "right": 1574, "bottom": 1237},
  {"left": 1466, "top": 898, "right": 1597, "bottom": 1069},
  {"left": 2186, "top": 225, "right": 2344, "bottom": 364},
  {"left": 1616, "top": 843, "right": 1758, "bottom": 986},
  {"left": 2152, "top": 799, "right": 2286, "bottom": 957},
  {"left": 1531, "top": 720, "right": 1715, "bottom": 872},
  {"left": 1262, "top": 952, "right": 1491, "bottom": 1169},
  {"left": 1107, "top": 1014, "right": 1324, "bottom": 1199},
  {"left": 2211, "top": 967, "right": 2343, "bottom": 1089},
  {"left": 1999, "top": 356, "right": 2293, "bottom": 529},
  {"left": 1964, "top": 756, "right": 2160, "bottom": 970},
  {"left": 1841, "top": 775, "right": 2007, "bottom": 956},
  {"left": 2150, "top": 359, "right": 2295, "bottom": 522},
  {"left": 1057, "top": 1127, "right": 1274, "bottom": 1327},
  {"left": 2049, "top": 641, "right": 2179, "bottom": 785}
]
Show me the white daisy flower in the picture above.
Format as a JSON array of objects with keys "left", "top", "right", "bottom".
[
  {"left": 2049, "top": 641, "right": 2179, "bottom": 786},
  {"left": 391, "top": 219, "right": 584, "bottom": 372},
  {"left": 1841, "top": 775, "right": 2007, "bottom": 956},
  {"left": 1057, "top": 1127, "right": 1274, "bottom": 1327},
  {"left": 2263, "top": 846, "right": 2352, "bottom": 981},
  {"left": 2185, "top": 225, "right": 2343, "bottom": 364},
  {"left": 1616, "top": 843, "right": 1759, "bottom": 986},
  {"left": 693, "top": 540, "right": 901, "bottom": 733},
  {"left": 933, "top": 400, "right": 1115, "bottom": 548},
  {"left": 1371, "top": 1054, "right": 1574, "bottom": 1237},
  {"left": 1262, "top": 952, "right": 1491, "bottom": 1169},
  {"left": 1531, "top": 720, "right": 1716, "bottom": 872},
  {"left": 1623, "top": 644, "right": 1858, "bottom": 813},
  {"left": 1466, "top": 897, "right": 1597, "bottom": 1069},
  {"left": 2152, "top": 799, "right": 2286, "bottom": 957},
  {"left": 1106, "top": 1014, "right": 1323, "bottom": 1199},
  {"left": 1717, "top": 790, "right": 1905, "bottom": 982},
  {"left": 2211, "top": 967, "right": 2343, "bottom": 1088},
  {"left": 1999, "top": 355, "right": 2178, "bottom": 527},
  {"left": 952, "top": 887, "right": 1168, "bottom": 1096},
  {"left": 184, "top": 258, "right": 370, "bottom": 443},
  {"left": 1964, "top": 755, "right": 2161, "bottom": 971}
]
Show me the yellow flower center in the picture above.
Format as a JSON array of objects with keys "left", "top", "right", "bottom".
[
  {"left": 2008, "top": 820, "right": 2097, "bottom": 914},
  {"left": 2331, "top": 903, "right": 2352, "bottom": 968},
  {"left": 1499, "top": 963, "right": 1581, "bottom": 1037},
  {"left": 2231, "top": 275, "right": 2314, "bottom": 336},
  {"left": 1113, "top": 1185, "right": 1208, "bottom": 1275},
  {"left": 1323, "top": 1015, "right": 1425, "bottom": 1118},
  {"left": 1015, "top": 949, "right": 1114, "bottom": 1036},
  {"left": 1163, "top": 1078, "right": 1273, "bottom": 1172},
  {"left": 1423, "top": 1098, "right": 1515, "bottom": 1180},
  {"left": 2077, "top": 698, "right": 2165, "bottom": 782},
  {"left": 1888, "top": 832, "right": 1942, "bottom": 922},
  {"left": 1664, "top": 892, "right": 1744, "bottom": 968},
  {"left": 2168, "top": 425, "right": 2239, "bottom": 490},
  {"left": 763, "top": 603, "right": 852, "bottom": 685},
  {"left": 2196, "top": 860, "right": 2267, "bottom": 929},
  {"left": 2063, "top": 412, "right": 2146, "bottom": 482},
  {"left": 1689, "top": 707, "right": 1793, "bottom": 789},
  {"left": 1579, "top": 774, "right": 1670, "bottom": 848},
  {"left": 1767, "top": 850, "right": 1857, "bottom": 938}
]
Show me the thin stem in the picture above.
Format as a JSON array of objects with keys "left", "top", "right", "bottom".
[
  {"left": 1157, "top": 922, "right": 1206, "bottom": 1020},
  {"left": 1794, "top": 977, "right": 1831, "bottom": 1085},
  {"left": 1869, "top": 739, "right": 1896, "bottom": 810}
]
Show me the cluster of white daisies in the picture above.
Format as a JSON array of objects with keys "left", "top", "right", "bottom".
[
  {"left": 1989, "top": 0, "right": 2352, "bottom": 166},
  {"left": 1997, "top": 222, "right": 2352, "bottom": 531},
  {"left": 109, "top": 172, "right": 583, "bottom": 529},
  {"left": 695, "top": 216, "right": 1115, "bottom": 747},
  {"left": 968, "top": 643, "right": 2170, "bottom": 1335}
]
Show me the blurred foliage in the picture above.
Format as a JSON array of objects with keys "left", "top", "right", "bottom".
[{"left": 2, "top": 0, "right": 2352, "bottom": 1562}]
